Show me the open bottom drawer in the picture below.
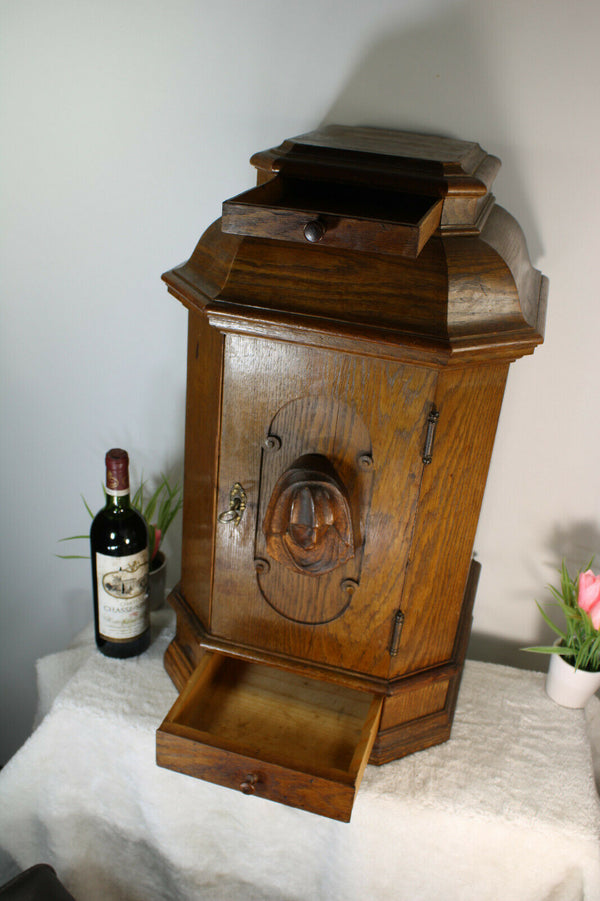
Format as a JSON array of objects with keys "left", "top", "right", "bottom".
[{"left": 156, "top": 652, "right": 383, "bottom": 821}]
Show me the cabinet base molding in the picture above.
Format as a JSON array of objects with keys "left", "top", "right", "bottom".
[{"left": 161, "top": 558, "right": 479, "bottom": 784}]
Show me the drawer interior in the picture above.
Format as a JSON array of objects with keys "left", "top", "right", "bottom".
[
  {"left": 157, "top": 652, "right": 383, "bottom": 819},
  {"left": 168, "top": 653, "right": 378, "bottom": 776},
  {"left": 225, "top": 177, "right": 439, "bottom": 226}
]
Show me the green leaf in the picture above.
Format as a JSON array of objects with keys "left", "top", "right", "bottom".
[
  {"left": 82, "top": 494, "right": 95, "bottom": 519},
  {"left": 143, "top": 485, "right": 161, "bottom": 523},
  {"left": 55, "top": 554, "right": 90, "bottom": 560},
  {"left": 533, "top": 601, "right": 567, "bottom": 641},
  {"left": 59, "top": 471, "right": 182, "bottom": 563},
  {"left": 525, "top": 559, "right": 600, "bottom": 671},
  {"left": 521, "top": 645, "right": 576, "bottom": 665},
  {"left": 131, "top": 481, "right": 145, "bottom": 509}
]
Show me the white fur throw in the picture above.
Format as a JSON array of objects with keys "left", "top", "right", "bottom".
[{"left": 0, "top": 610, "right": 599, "bottom": 901}]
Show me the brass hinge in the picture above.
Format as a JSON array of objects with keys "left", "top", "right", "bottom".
[
  {"left": 389, "top": 609, "right": 405, "bottom": 656},
  {"left": 422, "top": 405, "right": 440, "bottom": 465}
]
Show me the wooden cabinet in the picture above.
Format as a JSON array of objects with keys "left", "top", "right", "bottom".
[{"left": 156, "top": 126, "right": 547, "bottom": 820}]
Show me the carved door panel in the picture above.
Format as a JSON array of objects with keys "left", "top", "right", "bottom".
[
  {"left": 255, "top": 396, "right": 374, "bottom": 625},
  {"left": 211, "top": 334, "right": 436, "bottom": 678}
]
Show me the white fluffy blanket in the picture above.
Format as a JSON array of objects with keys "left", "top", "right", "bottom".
[{"left": 0, "top": 610, "right": 599, "bottom": 901}]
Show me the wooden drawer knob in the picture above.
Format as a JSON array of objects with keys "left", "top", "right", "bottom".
[
  {"left": 303, "top": 220, "right": 326, "bottom": 243},
  {"left": 240, "top": 773, "right": 260, "bottom": 794}
]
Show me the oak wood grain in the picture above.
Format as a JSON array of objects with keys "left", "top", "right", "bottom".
[
  {"left": 222, "top": 177, "right": 442, "bottom": 257},
  {"left": 159, "top": 126, "right": 547, "bottom": 817},
  {"left": 177, "top": 309, "right": 224, "bottom": 630},
  {"left": 157, "top": 651, "right": 382, "bottom": 821},
  {"left": 262, "top": 453, "right": 355, "bottom": 577},
  {"left": 210, "top": 335, "right": 435, "bottom": 678}
]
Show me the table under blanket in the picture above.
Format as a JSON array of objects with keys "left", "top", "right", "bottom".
[{"left": 1, "top": 609, "right": 599, "bottom": 901}]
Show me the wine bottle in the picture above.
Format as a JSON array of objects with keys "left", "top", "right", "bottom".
[{"left": 90, "top": 449, "right": 150, "bottom": 658}]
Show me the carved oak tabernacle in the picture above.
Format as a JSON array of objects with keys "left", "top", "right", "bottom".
[{"left": 156, "top": 126, "right": 547, "bottom": 821}]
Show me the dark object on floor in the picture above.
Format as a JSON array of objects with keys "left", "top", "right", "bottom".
[{"left": 0, "top": 864, "right": 76, "bottom": 900}]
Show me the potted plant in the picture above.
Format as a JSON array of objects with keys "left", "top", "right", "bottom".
[
  {"left": 524, "top": 561, "right": 600, "bottom": 707},
  {"left": 59, "top": 475, "right": 182, "bottom": 611}
]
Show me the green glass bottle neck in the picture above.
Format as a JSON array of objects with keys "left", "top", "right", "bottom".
[{"left": 105, "top": 490, "right": 131, "bottom": 512}]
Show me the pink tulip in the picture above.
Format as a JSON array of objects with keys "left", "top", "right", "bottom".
[
  {"left": 152, "top": 527, "right": 162, "bottom": 562},
  {"left": 577, "top": 570, "right": 600, "bottom": 629}
]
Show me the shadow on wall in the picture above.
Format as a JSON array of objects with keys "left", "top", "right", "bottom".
[
  {"left": 313, "top": 2, "right": 551, "bottom": 672},
  {"left": 468, "top": 632, "right": 544, "bottom": 672},
  {"left": 319, "top": 0, "right": 543, "bottom": 262},
  {"left": 469, "top": 522, "right": 600, "bottom": 670},
  {"left": 545, "top": 521, "right": 600, "bottom": 573}
]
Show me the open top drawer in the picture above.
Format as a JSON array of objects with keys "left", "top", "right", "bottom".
[
  {"left": 221, "top": 177, "right": 442, "bottom": 258},
  {"left": 156, "top": 652, "right": 383, "bottom": 821}
]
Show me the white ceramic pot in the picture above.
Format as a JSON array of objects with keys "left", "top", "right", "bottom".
[
  {"left": 545, "top": 652, "right": 600, "bottom": 708},
  {"left": 148, "top": 551, "right": 167, "bottom": 612}
]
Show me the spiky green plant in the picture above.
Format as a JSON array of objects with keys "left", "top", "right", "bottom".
[
  {"left": 523, "top": 560, "right": 600, "bottom": 672},
  {"left": 57, "top": 475, "right": 182, "bottom": 570}
]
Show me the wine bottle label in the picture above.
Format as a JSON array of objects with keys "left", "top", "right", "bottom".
[{"left": 96, "top": 549, "right": 150, "bottom": 641}]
